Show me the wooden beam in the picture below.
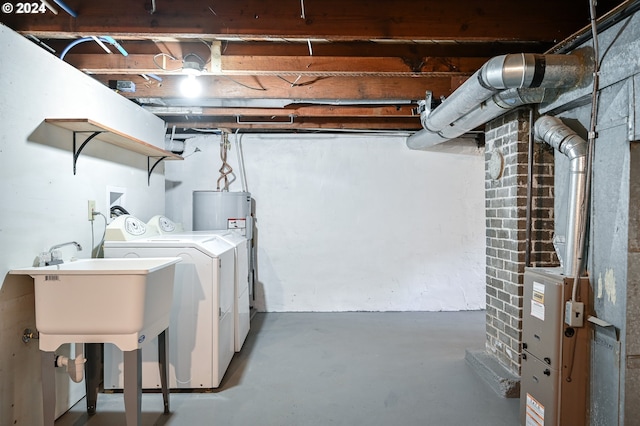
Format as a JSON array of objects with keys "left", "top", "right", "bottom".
[
  {"left": 65, "top": 53, "right": 485, "bottom": 76},
  {"left": 215, "top": 41, "right": 551, "bottom": 58},
  {"left": 93, "top": 74, "right": 462, "bottom": 101},
  {"left": 219, "top": 55, "right": 485, "bottom": 76},
  {"left": 162, "top": 117, "right": 422, "bottom": 131},
  {"left": 145, "top": 105, "right": 418, "bottom": 118},
  {"left": 46, "top": 39, "right": 551, "bottom": 59},
  {"left": 4, "top": 0, "right": 606, "bottom": 42}
]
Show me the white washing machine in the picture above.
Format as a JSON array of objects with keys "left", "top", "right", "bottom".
[
  {"left": 147, "top": 215, "right": 250, "bottom": 351},
  {"left": 103, "top": 215, "right": 235, "bottom": 389}
]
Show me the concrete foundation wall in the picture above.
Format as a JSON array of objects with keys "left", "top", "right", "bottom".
[{"left": 166, "top": 133, "right": 487, "bottom": 312}]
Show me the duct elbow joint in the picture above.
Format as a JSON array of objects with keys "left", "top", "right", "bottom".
[{"left": 534, "top": 115, "right": 587, "bottom": 160}]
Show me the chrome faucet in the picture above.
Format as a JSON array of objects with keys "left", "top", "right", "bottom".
[{"left": 41, "top": 241, "right": 82, "bottom": 266}]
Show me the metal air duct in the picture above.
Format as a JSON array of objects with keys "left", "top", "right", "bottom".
[
  {"left": 534, "top": 115, "right": 587, "bottom": 277},
  {"left": 407, "top": 53, "right": 587, "bottom": 150}
]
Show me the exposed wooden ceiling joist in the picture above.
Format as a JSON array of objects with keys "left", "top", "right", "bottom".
[
  {"left": 2, "top": 0, "right": 625, "bottom": 132},
  {"left": 153, "top": 104, "right": 423, "bottom": 131},
  {"left": 92, "top": 75, "right": 460, "bottom": 101},
  {"left": 65, "top": 53, "right": 487, "bottom": 76},
  {"left": 146, "top": 105, "right": 418, "bottom": 118},
  {"left": 163, "top": 117, "right": 422, "bottom": 131},
  {"left": 3, "top": 0, "right": 600, "bottom": 42}
]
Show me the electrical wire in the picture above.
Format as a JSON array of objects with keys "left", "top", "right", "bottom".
[
  {"left": 220, "top": 75, "right": 267, "bottom": 91},
  {"left": 90, "top": 212, "right": 107, "bottom": 259},
  {"left": 277, "top": 75, "right": 304, "bottom": 87},
  {"left": 152, "top": 53, "right": 182, "bottom": 72},
  {"left": 183, "top": 53, "right": 206, "bottom": 68},
  {"left": 561, "top": 0, "right": 603, "bottom": 385}
]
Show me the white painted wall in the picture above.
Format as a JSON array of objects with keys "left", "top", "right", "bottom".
[
  {"left": 165, "top": 133, "right": 486, "bottom": 312},
  {"left": 0, "top": 25, "right": 167, "bottom": 423}
]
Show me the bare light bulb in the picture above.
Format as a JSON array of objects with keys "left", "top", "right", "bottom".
[{"left": 180, "top": 74, "right": 201, "bottom": 98}]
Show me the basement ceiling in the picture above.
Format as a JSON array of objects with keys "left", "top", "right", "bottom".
[{"left": 1, "top": 0, "right": 626, "bottom": 133}]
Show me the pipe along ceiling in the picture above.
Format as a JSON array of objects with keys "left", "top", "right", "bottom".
[
  {"left": 408, "top": 51, "right": 591, "bottom": 283},
  {"left": 406, "top": 53, "right": 588, "bottom": 150}
]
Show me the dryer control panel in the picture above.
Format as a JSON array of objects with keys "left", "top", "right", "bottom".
[
  {"left": 105, "top": 215, "right": 159, "bottom": 241},
  {"left": 147, "top": 215, "right": 184, "bottom": 234}
]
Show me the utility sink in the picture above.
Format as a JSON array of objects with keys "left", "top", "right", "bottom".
[{"left": 10, "top": 257, "right": 181, "bottom": 352}]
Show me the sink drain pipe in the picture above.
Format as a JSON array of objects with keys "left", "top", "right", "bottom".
[
  {"left": 406, "top": 53, "right": 588, "bottom": 150},
  {"left": 55, "top": 344, "right": 86, "bottom": 383}
]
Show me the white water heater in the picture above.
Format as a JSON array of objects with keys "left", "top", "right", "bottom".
[{"left": 193, "top": 191, "right": 252, "bottom": 237}]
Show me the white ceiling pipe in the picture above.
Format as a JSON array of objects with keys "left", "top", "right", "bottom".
[
  {"left": 534, "top": 115, "right": 587, "bottom": 277},
  {"left": 407, "top": 53, "right": 587, "bottom": 150}
]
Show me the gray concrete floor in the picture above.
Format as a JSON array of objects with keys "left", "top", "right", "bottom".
[{"left": 55, "top": 311, "right": 520, "bottom": 426}]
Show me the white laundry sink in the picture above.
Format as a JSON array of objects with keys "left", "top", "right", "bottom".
[{"left": 10, "top": 257, "right": 181, "bottom": 352}]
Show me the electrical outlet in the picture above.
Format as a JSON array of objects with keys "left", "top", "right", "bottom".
[{"left": 88, "top": 200, "right": 96, "bottom": 221}]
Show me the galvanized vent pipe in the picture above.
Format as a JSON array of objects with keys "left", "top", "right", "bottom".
[
  {"left": 407, "top": 53, "right": 587, "bottom": 150},
  {"left": 534, "top": 115, "right": 587, "bottom": 277}
]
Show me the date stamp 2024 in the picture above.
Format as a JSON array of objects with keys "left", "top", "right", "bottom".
[{"left": 2, "top": 2, "right": 49, "bottom": 14}]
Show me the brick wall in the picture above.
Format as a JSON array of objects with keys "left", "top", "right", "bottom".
[{"left": 484, "top": 109, "right": 558, "bottom": 375}]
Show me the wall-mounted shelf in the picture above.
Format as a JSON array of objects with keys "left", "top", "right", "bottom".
[{"left": 45, "top": 118, "right": 183, "bottom": 185}]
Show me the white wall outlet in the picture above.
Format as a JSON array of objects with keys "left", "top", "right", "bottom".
[{"left": 88, "top": 200, "right": 96, "bottom": 221}]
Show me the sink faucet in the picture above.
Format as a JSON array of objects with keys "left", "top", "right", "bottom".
[{"left": 41, "top": 241, "right": 82, "bottom": 266}]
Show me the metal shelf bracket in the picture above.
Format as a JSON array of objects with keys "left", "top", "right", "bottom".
[
  {"left": 148, "top": 156, "right": 168, "bottom": 186},
  {"left": 72, "top": 131, "right": 104, "bottom": 174}
]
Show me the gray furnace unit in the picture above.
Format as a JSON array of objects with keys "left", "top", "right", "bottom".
[{"left": 521, "top": 267, "right": 590, "bottom": 426}]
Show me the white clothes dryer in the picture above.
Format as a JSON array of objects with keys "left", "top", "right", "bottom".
[{"left": 147, "top": 215, "right": 250, "bottom": 352}]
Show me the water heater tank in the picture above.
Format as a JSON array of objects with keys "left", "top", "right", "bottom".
[{"left": 193, "top": 191, "right": 252, "bottom": 238}]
